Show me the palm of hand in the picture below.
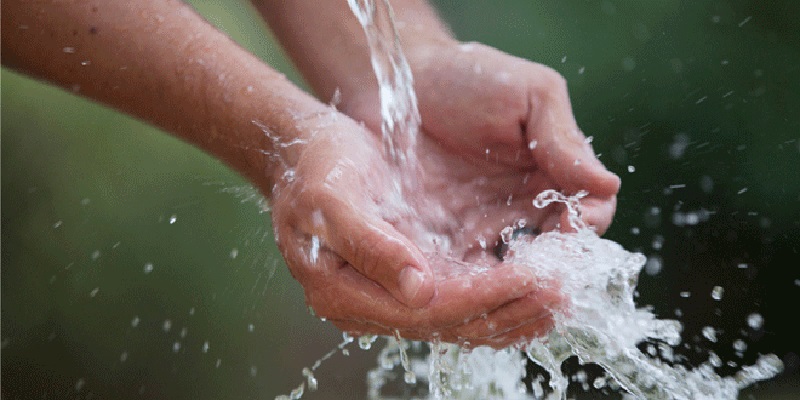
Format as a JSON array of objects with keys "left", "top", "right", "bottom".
[{"left": 272, "top": 43, "right": 620, "bottom": 348}]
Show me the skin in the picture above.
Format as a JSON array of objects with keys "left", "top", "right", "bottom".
[{"left": 3, "top": 0, "right": 620, "bottom": 349}]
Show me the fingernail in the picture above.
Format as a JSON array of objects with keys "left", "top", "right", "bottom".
[{"left": 399, "top": 266, "right": 425, "bottom": 305}]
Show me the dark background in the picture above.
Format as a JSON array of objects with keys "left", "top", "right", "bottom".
[{"left": 3, "top": 0, "right": 799, "bottom": 398}]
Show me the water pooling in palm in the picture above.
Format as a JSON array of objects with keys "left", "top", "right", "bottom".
[{"left": 278, "top": 0, "right": 783, "bottom": 398}]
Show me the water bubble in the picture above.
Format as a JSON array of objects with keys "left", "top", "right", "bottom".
[
  {"left": 250, "top": 365, "right": 258, "bottom": 377},
  {"left": 89, "top": 287, "right": 99, "bottom": 297},
  {"left": 131, "top": 316, "right": 140, "bottom": 328},
  {"left": 229, "top": 248, "right": 239, "bottom": 259},
  {"left": 528, "top": 140, "right": 538, "bottom": 150},
  {"left": 91, "top": 250, "right": 101, "bottom": 260},
  {"left": 143, "top": 263, "right": 154, "bottom": 274},
  {"left": 248, "top": 323, "right": 255, "bottom": 333},
  {"left": 53, "top": 220, "right": 63, "bottom": 229},
  {"left": 63, "top": 47, "right": 76, "bottom": 53},
  {"left": 215, "top": 359, "right": 222, "bottom": 368},
  {"left": 162, "top": 319, "right": 172, "bottom": 333},
  {"left": 75, "top": 378, "right": 85, "bottom": 391},
  {"left": 120, "top": 351, "right": 128, "bottom": 362},
  {"left": 169, "top": 215, "right": 177, "bottom": 224},
  {"left": 578, "top": 66, "right": 586, "bottom": 74},
  {"left": 627, "top": 165, "right": 636, "bottom": 173},
  {"left": 172, "top": 341, "right": 181, "bottom": 353},
  {"left": 680, "top": 291, "right": 691, "bottom": 298}
]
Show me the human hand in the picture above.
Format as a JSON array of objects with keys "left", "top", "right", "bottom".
[
  {"left": 268, "top": 110, "right": 560, "bottom": 349},
  {"left": 330, "top": 41, "right": 621, "bottom": 346},
  {"left": 343, "top": 40, "right": 620, "bottom": 242}
]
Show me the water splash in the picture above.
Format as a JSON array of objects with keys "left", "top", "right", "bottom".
[{"left": 277, "top": 0, "right": 783, "bottom": 398}]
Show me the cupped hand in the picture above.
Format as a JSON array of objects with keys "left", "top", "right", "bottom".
[{"left": 269, "top": 110, "right": 560, "bottom": 349}]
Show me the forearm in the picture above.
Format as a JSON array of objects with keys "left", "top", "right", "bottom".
[
  {"left": 2, "top": 0, "right": 326, "bottom": 193},
  {"left": 251, "top": 0, "right": 455, "bottom": 108}
]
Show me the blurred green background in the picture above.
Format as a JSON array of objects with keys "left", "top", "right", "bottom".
[{"left": 2, "top": 0, "right": 799, "bottom": 399}]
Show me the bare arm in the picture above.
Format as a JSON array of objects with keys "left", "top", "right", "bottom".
[{"left": 1, "top": 0, "right": 329, "bottom": 193}]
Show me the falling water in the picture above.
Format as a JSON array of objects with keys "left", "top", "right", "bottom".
[{"left": 278, "top": 1, "right": 783, "bottom": 399}]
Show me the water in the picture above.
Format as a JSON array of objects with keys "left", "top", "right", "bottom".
[{"left": 278, "top": 1, "right": 783, "bottom": 399}]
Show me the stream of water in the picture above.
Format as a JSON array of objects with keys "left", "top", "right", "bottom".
[{"left": 278, "top": 1, "right": 783, "bottom": 399}]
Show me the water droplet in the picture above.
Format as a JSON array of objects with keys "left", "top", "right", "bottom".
[
  {"left": 81, "top": 60, "right": 91, "bottom": 66},
  {"left": 680, "top": 291, "right": 691, "bottom": 298},
  {"left": 75, "top": 378, "right": 85, "bottom": 391},
  {"left": 250, "top": 365, "right": 258, "bottom": 377},
  {"left": 500, "top": 226, "right": 514, "bottom": 244},
  {"left": 578, "top": 66, "right": 586, "bottom": 74},
  {"left": 202, "top": 341, "right": 210, "bottom": 353},
  {"left": 131, "top": 316, "right": 140, "bottom": 328},
  {"left": 53, "top": 220, "right": 63, "bottom": 229},
  {"left": 644, "top": 255, "right": 663, "bottom": 276},
  {"left": 711, "top": 286, "right": 724, "bottom": 300},
  {"left": 229, "top": 248, "right": 239, "bottom": 259},
  {"left": 89, "top": 287, "right": 99, "bottom": 297},
  {"left": 169, "top": 215, "right": 177, "bottom": 224},
  {"left": 302, "top": 367, "right": 318, "bottom": 391},
  {"left": 91, "top": 250, "right": 101, "bottom": 260},
  {"left": 248, "top": 323, "right": 255, "bottom": 333},
  {"left": 702, "top": 326, "right": 718, "bottom": 342},
  {"left": 63, "top": 47, "right": 76, "bottom": 53},
  {"left": 120, "top": 351, "right": 128, "bottom": 362},
  {"left": 358, "top": 335, "right": 378, "bottom": 350},
  {"left": 747, "top": 313, "right": 764, "bottom": 330},
  {"left": 528, "top": 140, "right": 538, "bottom": 150},
  {"left": 172, "top": 341, "right": 181, "bottom": 353},
  {"left": 733, "top": 339, "right": 747, "bottom": 352},
  {"left": 404, "top": 370, "right": 417, "bottom": 384},
  {"left": 162, "top": 319, "right": 172, "bottom": 332},
  {"left": 143, "top": 263, "right": 154, "bottom": 274},
  {"left": 627, "top": 165, "right": 636, "bottom": 173}
]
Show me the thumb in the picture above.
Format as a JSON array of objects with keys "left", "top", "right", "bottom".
[{"left": 322, "top": 204, "right": 435, "bottom": 308}]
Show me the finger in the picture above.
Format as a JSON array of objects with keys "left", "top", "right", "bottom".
[
  {"left": 322, "top": 198, "right": 435, "bottom": 308},
  {"left": 527, "top": 86, "right": 620, "bottom": 197},
  {"left": 574, "top": 195, "right": 618, "bottom": 235},
  {"left": 447, "top": 287, "right": 560, "bottom": 341},
  {"left": 310, "top": 257, "right": 546, "bottom": 332}
]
